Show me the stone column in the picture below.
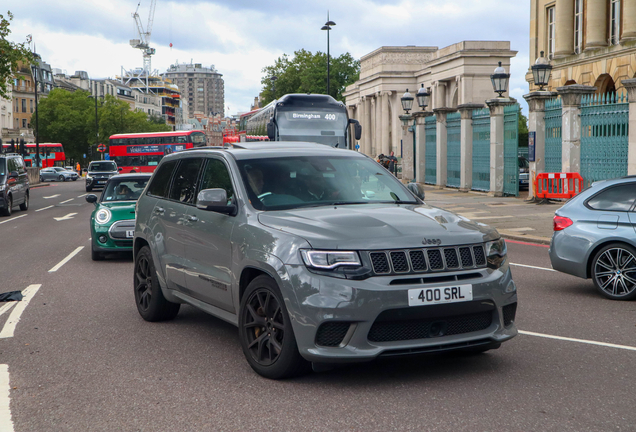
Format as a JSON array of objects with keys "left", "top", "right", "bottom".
[
  {"left": 400, "top": 115, "right": 415, "bottom": 182},
  {"left": 523, "top": 91, "right": 558, "bottom": 198},
  {"left": 557, "top": 85, "right": 596, "bottom": 173},
  {"left": 623, "top": 1, "right": 636, "bottom": 41},
  {"left": 375, "top": 93, "right": 382, "bottom": 157},
  {"left": 486, "top": 98, "right": 514, "bottom": 196},
  {"left": 370, "top": 97, "right": 377, "bottom": 156},
  {"left": 413, "top": 111, "right": 433, "bottom": 184},
  {"left": 381, "top": 91, "right": 391, "bottom": 156},
  {"left": 358, "top": 97, "right": 367, "bottom": 155},
  {"left": 457, "top": 103, "right": 484, "bottom": 192},
  {"left": 554, "top": 0, "right": 575, "bottom": 58},
  {"left": 621, "top": 79, "right": 636, "bottom": 174},
  {"left": 434, "top": 108, "right": 454, "bottom": 188},
  {"left": 585, "top": 0, "right": 608, "bottom": 50}
]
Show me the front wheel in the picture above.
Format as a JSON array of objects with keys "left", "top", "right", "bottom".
[
  {"left": 239, "top": 275, "right": 310, "bottom": 379},
  {"left": 39, "top": 176, "right": 43, "bottom": 182},
  {"left": 19, "top": 193, "right": 28, "bottom": 211},
  {"left": 134, "top": 246, "right": 180, "bottom": 321},
  {"left": 1, "top": 196, "right": 12, "bottom": 216},
  {"left": 59, "top": 175, "right": 65, "bottom": 182},
  {"left": 591, "top": 243, "right": 636, "bottom": 300}
]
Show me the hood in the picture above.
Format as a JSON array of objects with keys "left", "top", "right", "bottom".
[
  {"left": 98, "top": 202, "right": 136, "bottom": 220},
  {"left": 258, "top": 204, "right": 498, "bottom": 250}
]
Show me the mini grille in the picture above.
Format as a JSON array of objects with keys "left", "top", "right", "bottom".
[
  {"left": 316, "top": 322, "right": 350, "bottom": 347},
  {"left": 444, "top": 248, "right": 460, "bottom": 268},
  {"left": 370, "top": 252, "right": 390, "bottom": 274},
  {"left": 502, "top": 303, "right": 517, "bottom": 327},
  {"left": 390, "top": 251, "right": 409, "bottom": 273},
  {"left": 460, "top": 247, "right": 473, "bottom": 267},
  {"left": 409, "top": 250, "right": 427, "bottom": 271},
  {"left": 427, "top": 249, "right": 444, "bottom": 270},
  {"left": 474, "top": 245, "right": 486, "bottom": 266}
]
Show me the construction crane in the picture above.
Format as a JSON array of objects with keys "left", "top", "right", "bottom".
[{"left": 129, "top": 0, "right": 157, "bottom": 75}]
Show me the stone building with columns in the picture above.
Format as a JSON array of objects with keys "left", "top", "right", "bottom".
[
  {"left": 527, "top": 0, "right": 636, "bottom": 94},
  {"left": 343, "top": 42, "right": 517, "bottom": 158}
]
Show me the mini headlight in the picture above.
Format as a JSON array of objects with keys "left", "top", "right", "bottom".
[
  {"left": 301, "top": 250, "right": 361, "bottom": 270},
  {"left": 485, "top": 238, "right": 507, "bottom": 269},
  {"left": 95, "top": 208, "right": 112, "bottom": 224}
]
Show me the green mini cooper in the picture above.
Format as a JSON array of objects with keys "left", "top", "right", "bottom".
[{"left": 86, "top": 173, "right": 151, "bottom": 260}]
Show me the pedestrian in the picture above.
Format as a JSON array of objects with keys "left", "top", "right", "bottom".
[
  {"left": 388, "top": 151, "right": 398, "bottom": 176},
  {"left": 76, "top": 162, "right": 81, "bottom": 176}
]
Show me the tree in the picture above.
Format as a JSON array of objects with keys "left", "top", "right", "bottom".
[
  {"left": 518, "top": 112, "right": 529, "bottom": 148},
  {"left": 260, "top": 49, "right": 360, "bottom": 105},
  {"left": 0, "top": 11, "right": 34, "bottom": 99}
]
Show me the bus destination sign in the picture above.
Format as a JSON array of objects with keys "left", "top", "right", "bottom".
[{"left": 285, "top": 112, "right": 338, "bottom": 121}]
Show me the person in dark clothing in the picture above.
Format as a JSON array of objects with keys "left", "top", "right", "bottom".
[{"left": 388, "top": 151, "right": 398, "bottom": 176}]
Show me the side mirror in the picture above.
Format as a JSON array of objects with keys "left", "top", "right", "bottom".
[
  {"left": 118, "top": 167, "right": 123, "bottom": 171},
  {"left": 8, "top": 171, "right": 18, "bottom": 179},
  {"left": 406, "top": 182, "right": 425, "bottom": 201},
  {"left": 348, "top": 119, "right": 362, "bottom": 141},
  {"left": 196, "top": 188, "right": 237, "bottom": 216},
  {"left": 85, "top": 194, "right": 98, "bottom": 204},
  {"left": 266, "top": 119, "right": 276, "bottom": 141}
]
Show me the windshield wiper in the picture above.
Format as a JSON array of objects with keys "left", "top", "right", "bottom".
[{"left": 330, "top": 201, "right": 369, "bottom": 206}]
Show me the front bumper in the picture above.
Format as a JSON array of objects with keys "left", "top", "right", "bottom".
[
  {"left": 283, "top": 264, "right": 518, "bottom": 363},
  {"left": 86, "top": 177, "right": 109, "bottom": 188},
  {"left": 91, "top": 219, "right": 134, "bottom": 251}
]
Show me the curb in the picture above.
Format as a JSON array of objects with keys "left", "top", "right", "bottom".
[
  {"left": 30, "top": 183, "right": 51, "bottom": 189},
  {"left": 498, "top": 229, "right": 551, "bottom": 245}
]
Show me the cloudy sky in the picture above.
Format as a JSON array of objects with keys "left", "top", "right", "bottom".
[{"left": 7, "top": 0, "right": 530, "bottom": 115}]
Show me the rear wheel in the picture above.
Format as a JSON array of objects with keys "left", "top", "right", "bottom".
[
  {"left": 1, "top": 196, "right": 12, "bottom": 216},
  {"left": 39, "top": 176, "right": 43, "bottom": 182},
  {"left": 19, "top": 193, "right": 28, "bottom": 211},
  {"left": 59, "top": 175, "right": 65, "bottom": 182},
  {"left": 134, "top": 246, "right": 180, "bottom": 321},
  {"left": 239, "top": 275, "right": 310, "bottom": 379},
  {"left": 591, "top": 243, "right": 636, "bottom": 300}
]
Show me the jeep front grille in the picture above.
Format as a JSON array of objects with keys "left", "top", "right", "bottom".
[{"left": 368, "top": 244, "right": 487, "bottom": 275}]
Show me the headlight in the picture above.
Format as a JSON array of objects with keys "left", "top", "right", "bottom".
[
  {"left": 301, "top": 250, "right": 361, "bottom": 270},
  {"left": 86, "top": 174, "right": 92, "bottom": 179},
  {"left": 485, "top": 238, "right": 507, "bottom": 269},
  {"left": 95, "top": 208, "right": 112, "bottom": 224},
  {"left": 0, "top": 184, "right": 5, "bottom": 192}
]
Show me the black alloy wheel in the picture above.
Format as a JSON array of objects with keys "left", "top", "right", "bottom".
[
  {"left": 59, "top": 175, "right": 65, "bottom": 182},
  {"left": 19, "top": 193, "right": 28, "bottom": 211},
  {"left": 1, "top": 196, "right": 12, "bottom": 216},
  {"left": 592, "top": 243, "right": 636, "bottom": 300},
  {"left": 133, "top": 246, "right": 180, "bottom": 321},
  {"left": 239, "top": 275, "right": 310, "bottom": 379}
]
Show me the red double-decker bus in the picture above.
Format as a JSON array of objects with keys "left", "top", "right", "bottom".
[
  {"left": 108, "top": 130, "right": 207, "bottom": 173},
  {"left": 2, "top": 143, "right": 66, "bottom": 168}
]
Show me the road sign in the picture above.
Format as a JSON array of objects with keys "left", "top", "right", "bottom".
[
  {"left": 355, "top": 144, "right": 360, "bottom": 150},
  {"left": 97, "top": 144, "right": 106, "bottom": 152},
  {"left": 104, "top": 153, "right": 110, "bottom": 160}
]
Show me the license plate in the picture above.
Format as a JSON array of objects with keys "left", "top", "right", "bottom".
[
  {"left": 97, "top": 181, "right": 105, "bottom": 184},
  {"left": 408, "top": 284, "right": 473, "bottom": 306},
  {"left": 126, "top": 230, "right": 134, "bottom": 238}
]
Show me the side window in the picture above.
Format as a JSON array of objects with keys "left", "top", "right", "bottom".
[
  {"left": 587, "top": 184, "right": 636, "bottom": 212},
  {"left": 147, "top": 160, "right": 177, "bottom": 198},
  {"left": 169, "top": 158, "right": 204, "bottom": 204},
  {"left": 7, "top": 158, "right": 16, "bottom": 173},
  {"left": 198, "top": 159, "right": 235, "bottom": 201}
]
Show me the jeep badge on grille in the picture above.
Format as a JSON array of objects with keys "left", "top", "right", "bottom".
[{"left": 422, "top": 238, "right": 442, "bottom": 246}]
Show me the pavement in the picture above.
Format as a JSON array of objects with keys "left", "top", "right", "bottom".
[{"left": 421, "top": 185, "right": 563, "bottom": 245}]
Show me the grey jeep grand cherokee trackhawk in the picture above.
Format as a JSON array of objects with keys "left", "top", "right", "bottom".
[{"left": 133, "top": 142, "right": 518, "bottom": 379}]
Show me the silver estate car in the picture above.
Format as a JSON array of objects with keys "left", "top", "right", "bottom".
[
  {"left": 133, "top": 142, "right": 518, "bottom": 379},
  {"left": 549, "top": 176, "right": 636, "bottom": 300}
]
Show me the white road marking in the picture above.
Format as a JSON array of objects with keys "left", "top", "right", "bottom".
[
  {"left": 35, "top": 205, "right": 54, "bottom": 212},
  {"left": 77, "top": 193, "right": 88, "bottom": 198},
  {"left": 0, "top": 284, "right": 41, "bottom": 339},
  {"left": 48, "top": 246, "right": 84, "bottom": 272},
  {"left": 53, "top": 212, "right": 77, "bottom": 221},
  {"left": 507, "top": 227, "right": 536, "bottom": 232},
  {"left": 59, "top": 199, "right": 74, "bottom": 204},
  {"left": 43, "top": 194, "right": 60, "bottom": 199},
  {"left": 0, "top": 303, "right": 15, "bottom": 318},
  {"left": 0, "top": 215, "right": 27, "bottom": 225},
  {"left": 519, "top": 330, "right": 636, "bottom": 352},
  {"left": 0, "top": 364, "right": 14, "bottom": 432},
  {"left": 510, "top": 262, "right": 556, "bottom": 272}
]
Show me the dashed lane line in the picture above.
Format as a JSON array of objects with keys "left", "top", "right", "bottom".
[
  {"left": 519, "top": 330, "right": 636, "bottom": 352},
  {"left": 0, "top": 364, "right": 13, "bottom": 432},
  {"left": 510, "top": 262, "right": 556, "bottom": 272},
  {"left": 43, "top": 194, "right": 60, "bottom": 199},
  {"left": 0, "top": 215, "right": 27, "bottom": 225},
  {"left": 0, "top": 284, "right": 41, "bottom": 339},
  {"left": 35, "top": 205, "right": 54, "bottom": 212},
  {"left": 59, "top": 198, "right": 74, "bottom": 204},
  {"left": 48, "top": 246, "right": 84, "bottom": 273},
  {"left": 77, "top": 193, "right": 88, "bottom": 198}
]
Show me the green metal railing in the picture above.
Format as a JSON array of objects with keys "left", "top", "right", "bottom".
[
  {"left": 580, "top": 93, "right": 629, "bottom": 187},
  {"left": 503, "top": 104, "right": 519, "bottom": 196},
  {"left": 446, "top": 112, "right": 461, "bottom": 188},
  {"left": 472, "top": 108, "right": 490, "bottom": 191},
  {"left": 425, "top": 116, "right": 437, "bottom": 184},
  {"left": 544, "top": 97, "right": 562, "bottom": 173}
]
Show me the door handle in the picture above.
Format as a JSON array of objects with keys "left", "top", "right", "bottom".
[
  {"left": 187, "top": 215, "right": 198, "bottom": 222},
  {"left": 154, "top": 207, "right": 165, "bottom": 214}
]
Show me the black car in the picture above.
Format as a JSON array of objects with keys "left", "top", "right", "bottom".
[
  {"left": 0, "top": 153, "right": 30, "bottom": 216},
  {"left": 86, "top": 161, "right": 119, "bottom": 192}
]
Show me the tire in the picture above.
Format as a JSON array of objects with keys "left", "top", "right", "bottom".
[
  {"left": 1, "top": 196, "right": 12, "bottom": 216},
  {"left": 134, "top": 246, "right": 180, "bottom": 321},
  {"left": 91, "top": 242, "right": 104, "bottom": 261},
  {"left": 239, "top": 275, "right": 311, "bottom": 379},
  {"left": 591, "top": 243, "right": 636, "bottom": 300},
  {"left": 86, "top": 187, "right": 92, "bottom": 192},
  {"left": 39, "top": 176, "right": 43, "bottom": 182},
  {"left": 59, "top": 175, "right": 65, "bottom": 182},
  {"left": 72, "top": 178, "right": 77, "bottom": 181},
  {"left": 19, "top": 193, "right": 28, "bottom": 211}
]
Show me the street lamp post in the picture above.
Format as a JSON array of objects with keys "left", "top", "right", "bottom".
[
  {"left": 270, "top": 75, "right": 278, "bottom": 99},
  {"left": 321, "top": 13, "right": 336, "bottom": 96},
  {"left": 531, "top": 51, "right": 553, "bottom": 91},
  {"left": 30, "top": 61, "right": 40, "bottom": 167},
  {"left": 490, "top": 61, "right": 511, "bottom": 97}
]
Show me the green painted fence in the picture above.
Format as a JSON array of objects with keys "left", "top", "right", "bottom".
[
  {"left": 446, "top": 112, "right": 461, "bottom": 188},
  {"left": 472, "top": 108, "right": 490, "bottom": 191},
  {"left": 425, "top": 116, "right": 437, "bottom": 184},
  {"left": 503, "top": 104, "right": 519, "bottom": 196},
  {"left": 544, "top": 97, "right": 562, "bottom": 173}
]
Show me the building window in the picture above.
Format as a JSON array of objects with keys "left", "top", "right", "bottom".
[
  {"left": 30, "top": 100, "right": 34, "bottom": 113},
  {"left": 22, "top": 119, "right": 27, "bottom": 128},
  {"left": 610, "top": 0, "right": 621, "bottom": 45},
  {"left": 574, "top": 0, "right": 583, "bottom": 53},
  {"left": 547, "top": 6, "right": 555, "bottom": 59},
  {"left": 21, "top": 99, "right": 27, "bottom": 113}
]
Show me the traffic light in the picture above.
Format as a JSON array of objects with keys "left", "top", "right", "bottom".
[
  {"left": 0, "top": 139, "right": 3, "bottom": 154},
  {"left": 9, "top": 139, "right": 15, "bottom": 153},
  {"left": 19, "top": 139, "right": 26, "bottom": 157},
  {"left": 88, "top": 145, "right": 93, "bottom": 157}
]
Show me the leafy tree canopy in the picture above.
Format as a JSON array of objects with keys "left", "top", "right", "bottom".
[
  {"left": 260, "top": 49, "right": 360, "bottom": 105},
  {"left": 518, "top": 112, "right": 529, "bottom": 148},
  {"left": 0, "top": 11, "right": 34, "bottom": 99}
]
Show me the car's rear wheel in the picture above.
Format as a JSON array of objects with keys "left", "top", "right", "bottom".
[
  {"left": 19, "top": 193, "right": 28, "bottom": 211},
  {"left": 591, "top": 243, "right": 636, "bottom": 300},
  {"left": 59, "top": 175, "right": 65, "bottom": 182},
  {"left": 39, "top": 175, "right": 43, "bottom": 182},
  {"left": 72, "top": 178, "right": 77, "bottom": 181},
  {"left": 239, "top": 275, "right": 310, "bottom": 379},
  {"left": 134, "top": 245, "right": 180, "bottom": 321},
  {"left": 1, "top": 196, "right": 12, "bottom": 216}
]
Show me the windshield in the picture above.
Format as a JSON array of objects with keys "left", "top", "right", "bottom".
[
  {"left": 89, "top": 162, "right": 117, "bottom": 172},
  {"left": 276, "top": 108, "right": 347, "bottom": 148},
  {"left": 237, "top": 155, "right": 417, "bottom": 211},
  {"left": 101, "top": 178, "right": 149, "bottom": 202}
]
